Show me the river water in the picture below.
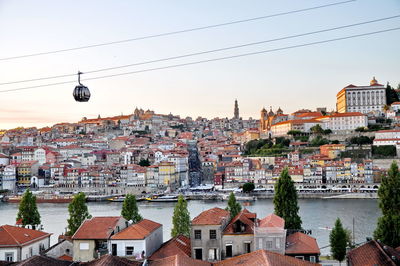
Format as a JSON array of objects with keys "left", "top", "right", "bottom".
[{"left": 0, "top": 199, "right": 380, "bottom": 255}]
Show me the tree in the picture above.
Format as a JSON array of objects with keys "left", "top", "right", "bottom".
[
  {"left": 16, "top": 189, "right": 41, "bottom": 229},
  {"left": 311, "top": 124, "right": 324, "bottom": 134},
  {"left": 323, "top": 129, "right": 333, "bottom": 135},
  {"left": 121, "top": 194, "right": 143, "bottom": 223},
  {"left": 67, "top": 192, "right": 91, "bottom": 236},
  {"left": 373, "top": 161, "right": 400, "bottom": 247},
  {"left": 138, "top": 159, "right": 150, "bottom": 167},
  {"left": 355, "top": 127, "right": 366, "bottom": 132},
  {"left": 330, "top": 218, "right": 347, "bottom": 264},
  {"left": 273, "top": 168, "right": 302, "bottom": 229},
  {"left": 171, "top": 195, "right": 190, "bottom": 237},
  {"left": 226, "top": 192, "right": 242, "bottom": 219},
  {"left": 242, "top": 182, "right": 255, "bottom": 193}
]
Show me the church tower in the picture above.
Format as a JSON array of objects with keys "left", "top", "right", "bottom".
[
  {"left": 260, "top": 107, "right": 268, "bottom": 131},
  {"left": 234, "top": 99, "right": 239, "bottom": 119}
]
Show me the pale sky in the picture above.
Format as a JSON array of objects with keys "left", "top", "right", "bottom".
[{"left": 0, "top": 0, "right": 400, "bottom": 129}]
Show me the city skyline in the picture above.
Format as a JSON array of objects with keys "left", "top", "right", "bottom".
[{"left": 1, "top": 0, "right": 400, "bottom": 129}]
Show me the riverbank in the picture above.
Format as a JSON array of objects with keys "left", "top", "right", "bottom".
[{"left": 1, "top": 191, "right": 378, "bottom": 203}]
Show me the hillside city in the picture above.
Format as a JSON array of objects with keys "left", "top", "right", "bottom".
[{"left": 0, "top": 77, "right": 400, "bottom": 266}]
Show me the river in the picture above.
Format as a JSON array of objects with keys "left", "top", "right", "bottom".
[{"left": 0, "top": 199, "right": 380, "bottom": 255}]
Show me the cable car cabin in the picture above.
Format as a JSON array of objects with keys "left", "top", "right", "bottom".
[
  {"left": 73, "top": 85, "right": 90, "bottom": 102},
  {"left": 73, "top": 71, "right": 90, "bottom": 102}
]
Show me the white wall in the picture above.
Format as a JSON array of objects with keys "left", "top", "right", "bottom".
[
  {"left": 145, "top": 226, "right": 163, "bottom": 257},
  {"left": 20, "top": 237, "right": 50, "bottom": 261},
  {"left": 109, "top": 239, "right": 146, "bottom": 258},
  {"left": 0, "top": 248, "right": 18, "bottom": 262}
]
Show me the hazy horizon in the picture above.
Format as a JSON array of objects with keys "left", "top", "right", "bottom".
[{"left": 1, "top": 0, "right": 400, "bottom": 129}]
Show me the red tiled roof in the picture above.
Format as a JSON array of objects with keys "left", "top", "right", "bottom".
[
  {"left": 259, "top": 214, "right": 284, "bottom": 228},
  {"left": 0, "top": 225, "right": 51, "bottom": 247},
  {"left": 81, "top": 254, "right": 142, "bottom": 266},
  {"left": 111, "top": 219, "right": 161, "bottom": 240},
  {"left": 72, "top": 217, "right": 123, "bottom": 240},
  {"left": 214, "top": 249, "right": 320, "bottom": 266},
  {"left": 285, "top": 232, "right": 320, "bottom": 255},
  {"left": 58, "top": 255, "right": 73, "bottom": 261},
  {"left": 150, "top": 253, "right": 211, "bottom": 266},
  {"left": 223, "top": 209, "right": 256, "bottom": 235},
  {"left": 149, "top": 235, "right": 191, "bottom": 260},
  {"left": 347, "top": 240, "right": 400, "bottom": 266},
  {"left": 192, "top": 207, "right": 230, "bottom": 225}
]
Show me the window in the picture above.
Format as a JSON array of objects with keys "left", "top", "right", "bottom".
[
  {"left": 275, "top": 238, "right": 281, "bottom": 249},
  {"left": 208, "top": 248, "right": 218, "bottom": 260},
  {"left": 194, "top": 248, "right": 203, "bottom": 260},
  {"left": 5, "top": 253, "right": 13, "bottom": 262},
  {"left": 29, "top": 247, "right": 33, "bottom": 257},
  {"left": 258, "top": 238, "right": 263, "bottom": 249},
  {"left": 79, "top": 243, "right": 89, "bottom": 250},
  {"left": 225, "top": 245, "right": 233, "bottom": 257},
  {"left": 194, "top": 230, "right": 202, "bottom": 240},
  {"left": 244, "top": 242, "right": 251, "bottom": 253},
  {"left": 266, "top": 240, "right": 273, "bottom": 249},
  {"left": 310, "top": 256, "right": 316, "bottom": 263},
  {"left": 209, "top": 230, "right": 217, "bottom": 239},
  {"left": 295, "top": 256, "right": 304, "bottom": 260},
  {"left": 126, "top": 246, "right": 134, "bottom": 256}
]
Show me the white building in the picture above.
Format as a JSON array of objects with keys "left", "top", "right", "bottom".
[
  {"left": 109, "top": 219, "right": 163, "bottom": 259},
  {"left": 0, "top": 225, "right": 51, "bottom": 262},
  {"left": 33, "top": 148, "right": 46, "bottom": 165},
  {"left": 336, "top": 77, "right": 386, "bottom": 115},
  {"left": 373, "top": 129, "right": 400, "bottom": 146},
  {"left": 2, "top": 165, "right": 16, "bottom": 191},
  {"left": 271, "top": 119, "right": 322, "bottom": 136},
  {"left": 317, "top": 112, "right": 368, "bottom": 132}
]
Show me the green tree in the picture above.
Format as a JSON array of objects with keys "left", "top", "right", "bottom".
[
  {"left": 121, "top": 194, "right": 143, "bottom": 223},
  {"left": 373, "top": 161, "right": 400, "bottom": 247},
  {"left": 273, "top": 168, "right": 302, "bottom": 229},
  {"left": 138, "top": 159, "right": 150, "bottom": 167},
  {"left": 330, "top": 218, "right": 347, "bottom": 264},
  {"left": 311, "top": 124, "right": 324, "bottom": 134},
  {"left": 16, "top": 189, "right": 41, "bottom": 229},
  {"left": 67, "top": 192, "right": 91, "bottom": 236},
  {"left": 226, "top": 192, "right": 242, "bottom": 219},
  {"left": 242, "top": 183, "right": 255, "bottom": 193},
  {"left": 171, "top": 195, "right": 190, "bottom": 237}
]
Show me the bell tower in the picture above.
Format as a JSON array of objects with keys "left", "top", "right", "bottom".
[{"left": 234, "top": 99, "right": 239, "bottom": 119}]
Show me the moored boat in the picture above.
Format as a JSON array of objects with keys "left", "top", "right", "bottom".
[
  {"left": 5, "top": 195, "right": 73, "bottom": 203},
  {"left": 145, "top": 195, "right": 179, "bottom": 202}
]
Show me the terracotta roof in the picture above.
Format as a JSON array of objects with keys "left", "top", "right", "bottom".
[
  {"left": 81, "top": 254, "right": 142, "bottom": 266},
  {"left": 259, "top": 214, "right": 285, "bottom": 228},
  {"left": 58, "top": 255, "right": 73, "bottom": 261},
  {"left": 223, "top": 209, "right": 256, "bottom": 235},
  {"left": 347, "top": 240, "right": 400, "bottom": 266},
  {"left": 149, "top": 235, "right": 191, "bottom": 261},
  {"left": 0, "top": 225, "right": 51, "bottom": 248},
  {"left": 111, "top": 219, "right": 161, "bottom": 240},
  {"left": 214, "top": 249, "right": 320, "bottom": 266},
  {"left": 192, "top": 207, "right": 230, "bottom": 225},
  {"left": 150, "top": 253, "right": 211, "bottom": 266},
  {"left": 285, "top": 232, "right": 320, "bottom": 255},
  {"left": 14, "top": 255, "right": 72, "bottom": 266},
  {"left": 72, "top": 216, "right": 123, "bottom": 240}
]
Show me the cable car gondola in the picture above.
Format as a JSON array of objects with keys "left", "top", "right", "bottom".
[{"left": 73, "top": 71, "right": 90, "bottom": 102}]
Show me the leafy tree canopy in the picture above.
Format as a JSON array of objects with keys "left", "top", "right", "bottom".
[
  {"left": 121, "top": 194, "right": 143, "bottom": 223},
  {"left": 67, "top": 192, "right": 91, "bottom": 236},
  {"left": 273, "top": 168, "right": 302, "bottom": 230},
  {"left": 16, "top": 189, "right": 41, "bottom": 229},
  {"left": 171, "top": 195, "right": 190, "bottom": 237}
]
